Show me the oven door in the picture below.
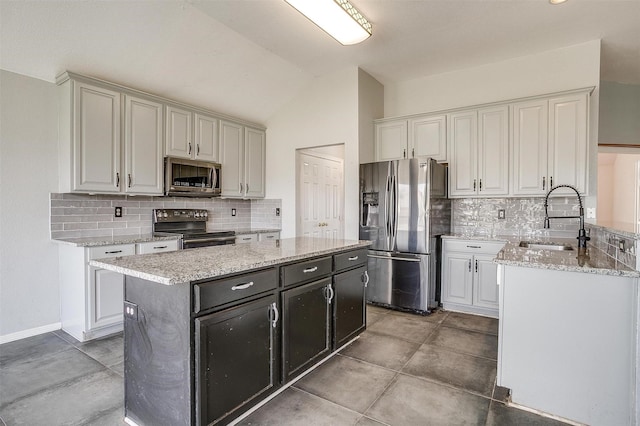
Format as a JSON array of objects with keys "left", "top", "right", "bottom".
[{"left": 165, "top": 157, "right": 222, "bottom": 197}]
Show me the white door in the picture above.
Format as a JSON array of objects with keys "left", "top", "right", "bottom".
[
  {"left": 448, "top": 110, "right": 478, "bottom": 197},
  {"left": 73, "top": 82, "right": 121, "bottom": 192},
  {"left": 478, "top": 105, "right": 509, "bottom": 196},
  {"left": 511, "top": 99, "right": 548, "bottom": 195},
  {"left": 297, "top": 152, "right": 344, "bottom": 239},
  {"left": 219, "top": 120, "right": 244, "bottom": 197},
  {"left": 165, "top": 106, "right": 192, "bottom": 159},
  {"left": 194, "top": 113, "right": 219, "bottom": 162},
  {"left": 244, "top": 127, "right": 266, "bottom": 198},
  {"left": 124, "top": 95, "right": 163, "bottom": 195}
]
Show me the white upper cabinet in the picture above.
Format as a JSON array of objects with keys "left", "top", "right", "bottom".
[
  {"left": 477, "top": 105, "right": 509, "bottom": 196},
  {"left": 375, "top": 119, "right": 407, "bottom": 161},
  {"left": 71, "top": 82, "right": 121, "bottom": 192},
  {"left": 511, "top": 92, "right": 588, "bottom": 196},
  {"left": 165, "top": 105, "right": 192, "bottom": 159},
  {"left": 124, "top": 95, "right": 164, "bottom": 195},
  {"left": 244, "top": 127, "right": 266, "bottom": 198},
  {"left": 194, "top": 113, "right": 219, "bottom": 162},
  {"left": 220, "top": 120, "right": 245, "bottom": 197},
  {"left": 449, "top": 106, "right": 509, "bottom": 198},
  {"left": 409, "top": 114, "right": 447, "bottom": 162},
  {"left": 375, "top": 114, "right": 447, "bottom": 162},
  {"left": 548, "top": 93, "right": 588, "bottom": 195},
  {"left": 448, "top": 110, "right": 478, "bottom": 197}
]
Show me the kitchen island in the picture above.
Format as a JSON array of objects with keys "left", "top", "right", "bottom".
[
  {"left": 494, "top": 239, "right": 639, "bottom": 426},
  {"left": 91, "top": 237, "right": 371, "bottom": 426}
]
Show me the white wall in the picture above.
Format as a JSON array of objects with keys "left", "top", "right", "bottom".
[
  {"left": 358, "top": 68, "right": 384, "bottom": 164},
  {"left": 0, "top": 70, "right": 60, "bottom": 340},
  {"left": 599, "top": 81, "right": 640, "bottom": 145},
  {"left": 597, "top": 153, "right": 615, "bottom": 222},
  {"left": 266, "top": 67, "right": 360, "bottom": 239},
  {"left": 612, "top": 154, "right": 640, "bottom": 225}
]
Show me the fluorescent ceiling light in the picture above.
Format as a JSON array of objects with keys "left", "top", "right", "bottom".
[{"left": 285, "top": 0, "right": 372, "bottom": 45}]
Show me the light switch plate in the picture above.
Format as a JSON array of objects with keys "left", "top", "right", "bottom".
[
  {"left": 498, "top": 209, "right": 505, "bottom": 219},
  {"left": 231, "top": 208, "right": 236, "bottom": 217}
]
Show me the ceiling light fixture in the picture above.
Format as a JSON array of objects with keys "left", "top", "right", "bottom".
[
  {"left": 284, "top": 0, "right": 372, "bottom": 45},
  {"left": 549, "top": 0, "right": 568, "bottom": 4}
]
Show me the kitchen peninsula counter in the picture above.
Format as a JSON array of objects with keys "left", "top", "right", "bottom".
[{"left": 91, "top": 237, "right": 370, "bottom": 284}]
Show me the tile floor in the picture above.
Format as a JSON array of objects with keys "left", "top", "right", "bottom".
[{"left": 0, "top": 307, "right": 566, "bottom": 426}]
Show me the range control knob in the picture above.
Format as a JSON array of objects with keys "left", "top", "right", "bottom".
[
  {"left": 163, "top": 212, "right": 168, "bottom": 218},
  {"left": 203, "top": 211, "right": 208, "bottom": 217},
  {"left": 194, "top": 212, "right": 200, "bottom": 218}
]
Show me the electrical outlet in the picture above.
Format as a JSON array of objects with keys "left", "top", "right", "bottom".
[
  {"left": 124, "top": 301, "right": 138, "bottom": 320},
  {"left": 619, "top": 239, "right": 626, "bottom": 253},
  {"left": 231, "top": 208, "right": 236, "bottom": 217},
  {"left": 498, "top": 209, "right": 505, "bottom": 220},
  {"left": 114, "top": 206, "right": 122, "bottom": 218},
  {"left": 276, "top": 208, "right": 280, "bottom": 217},
  {"left": 586, "top": 208, "right": 596, "bottom": 219}
]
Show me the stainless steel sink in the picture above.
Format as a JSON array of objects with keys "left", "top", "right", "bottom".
[{"left": 519, "top": 241, "right": 574, "bottom": 251}]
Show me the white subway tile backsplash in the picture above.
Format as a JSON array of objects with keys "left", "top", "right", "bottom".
[{"left": 50, "top": 193, "right": 282, "bottom": 239}]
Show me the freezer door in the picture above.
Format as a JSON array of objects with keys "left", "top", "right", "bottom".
[
  {"left": 366, "top": 251, "right": 434, "bottom": 312},
  {"left": 394, "top": 158, "right": 430, "bottom": 254},
  {"left": 359, "top": 161, "right": 393, "bottom": 251}
]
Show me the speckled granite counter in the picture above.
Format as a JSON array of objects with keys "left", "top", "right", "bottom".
[
  {"left": 444, "top": 234, "right": 638, "bottom": 277},
  {"left": 53, "top": 233, "right": 181, "bottom": 247},
  {"left": 91, "top": 237, "right": 371, "bottom": 285},
  {"left": 234, "top": 228, "right": 281, "bottom": 235}
]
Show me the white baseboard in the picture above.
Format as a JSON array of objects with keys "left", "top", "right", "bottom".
[{"left": 0, "top": 322, "right": 62, "bottom": 344}]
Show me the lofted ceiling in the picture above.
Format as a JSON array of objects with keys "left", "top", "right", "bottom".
[{"left": 1, "top": 0, "right": 638, "bottom": 125}]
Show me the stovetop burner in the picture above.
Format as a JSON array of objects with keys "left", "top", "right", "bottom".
[{"left": 152, "top": 209, "right": 236, "bottom": 248}]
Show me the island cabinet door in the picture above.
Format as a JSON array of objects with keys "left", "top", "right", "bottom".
[
  {"left": 333, "top": 265, "right": 367, "bottom": 349},
  {"left": 282, "top": 278, "right": 332, "bottom": 382},
  {"left": 195, "top": 294, "right": 279, "bottom": 426}
]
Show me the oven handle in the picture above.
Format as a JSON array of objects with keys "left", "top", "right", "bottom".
[{"left": 184, "top": 236, "right": 236, "bottom": 244}]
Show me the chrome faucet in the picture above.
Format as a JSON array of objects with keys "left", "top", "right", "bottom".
[{"left": 543, "top": 184, "right": 590, "bottom": 249}]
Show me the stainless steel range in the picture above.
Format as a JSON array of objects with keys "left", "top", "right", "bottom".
[{"left": 153, "top": 209, "right": 236, "bottom": 249}]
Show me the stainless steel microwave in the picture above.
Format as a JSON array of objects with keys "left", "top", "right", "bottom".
[{"left": 164, "top": 157, "right": 222, "bottom": 197}]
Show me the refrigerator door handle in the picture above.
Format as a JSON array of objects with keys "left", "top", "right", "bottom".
[
  {"left": 367, "top": 254, "right": 422, "bottom": 262},
  {"left": 385, "top": 175, "right": 391, "bottom": 237}
]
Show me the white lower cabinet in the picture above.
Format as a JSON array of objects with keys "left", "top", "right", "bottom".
[
  {"left": 441, "top": 239, "right": 505, "bottom": 318},
  {"left": 59, "top": 240, "right": 178, "bottom": 342},
  {"left": 258, "top": 232, "right": 280, "bottom": 241},
  {"left": 236, "top": 233, "right": 258, "bottom": 243}
]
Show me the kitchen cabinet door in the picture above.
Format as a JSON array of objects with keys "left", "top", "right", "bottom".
[
  {"left": 194, "top": 113, "right": 219, "bottom": 162},
  {"left": 409, "top": 114, "right": 447, "bottom": 162},
  {"left": 195, "top": 294, "right": 279, "bottom": 426},
  {"left": 220, "top": 120, "right": 244, "bottom": 197},
  {"left": 236, "top": 233, "right": 258, "bottom": 243},
  {"left": 441, "top": 252, "right": 473, "bottom": 306},
  {"left": 477, "top": 106, "right": 509, "bottom": 196},
  {"left": 511, "top": 99, "right": 549, "bottom": 196},
  {"left": 472, "top": 254, "right": 499, "bottom": 310},
  {"left": 72, "top": 82, "right": 121, "bottom": 192},
  {"left": 448, "top": 110, "right": 478, "bottom": 197},
  {"left": 548, "top": 92, "right": 588, "bottom": 195},
  {"left": 88, "top": 267, "right": 124, "bottom": 331},
  {"left": 333, "top": 266, "right": 366, "bottom": 348},
  {"left": 244, "top": 127, "right": 266, "bottom": 198},
  {"left": 282, "top": 278, "right": 332, "bottom": 381},
  {"left": 375, "top": 120, "right": 408, "bottom": 161},
  {"left": 165, "top": 105, "right": 193, "bottom": 159},
  {"left": 124, "top": 95, "right": 163, "bottom": 195}
]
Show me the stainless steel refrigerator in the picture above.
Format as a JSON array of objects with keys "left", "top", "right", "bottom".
[{"left": 359, "top": 157, "right": 451, "bottom": 313}]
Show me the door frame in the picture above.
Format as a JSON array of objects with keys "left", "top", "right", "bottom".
[{"left": 295, "top": 147, "right": 345, "bottom": 238}]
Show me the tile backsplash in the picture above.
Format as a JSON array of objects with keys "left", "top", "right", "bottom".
[
  {"left": 589, "top": 226, "right": 637, "bottom": 271},
  {"left": 50, "top": 193, "right": 281, "bottom": 240},
  {"left": 452, "top": 197, "right": 589, "bottom": 238}
]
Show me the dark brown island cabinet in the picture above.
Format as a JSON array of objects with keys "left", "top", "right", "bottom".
[{"left": 122, "top": 247, "right": 369, "bottom": 426}]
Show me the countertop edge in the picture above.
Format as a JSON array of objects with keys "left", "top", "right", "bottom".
[{"left": 53, "top": 234, "right": 181, "bottom": 247}]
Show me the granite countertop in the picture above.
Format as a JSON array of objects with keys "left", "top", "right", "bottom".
[
  {"left": 443, "top": 234, "right": 638, "bottom": 277},
  {"left": 53, "top": 233, "right": 181, "bottom": 247},
  {"left": 90, "top": 237, "right": 371, "bottom": 285},
  {"left": 495, "top": 238, "right": 639, "bottom": 277}
]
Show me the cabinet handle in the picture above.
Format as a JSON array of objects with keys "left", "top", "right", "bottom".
[
  {"left": 473, "top": 179, "right": 476, "bottom": 191},
  {"left": 303, "top": 266, "right": 318, "bottom": 273},
  {"left": 475, "top": 259, "right": 478, "bottom": 273},
  {"left": 242, "top": 237, "right": 252, "bottom": 241},
  {"left": 550, "top": 176, "right": 553, "bottom": 188},
  {"left": 468, "top": 260, "right": 472, "bottom": 272},
  {"left": 265, "top": 235, "right": 274, "bottom": 239},
  {"left": 479, "top": 179, "right": 482, "bottom": 191},
  {"left": 116, "top": 172, "right": 120, "bottom": 187},
  {"left": 105, "top": 250, "right": 122, "bottom": 254},
  {"left": 188, "top": 143, "right": 192, "bottom": 155},
  {"left": 362, "top": 270, "right": 370, "bottom": 288},
  {"left": 412, "top": 148, "right": 415, "bottom": 157},
  {"left": 128, "top": 174, "right": 132, "bottom": 188},
  {"left": 403, "top": 148, "right": 406, "bottom": 158},
  {"left": 197, "top": 144, "right": 200, "bottom": 156},
  {"left": 246, "top": 183, "right": 249, "bottom": 194},
  {"left": 240, "top": 183, "right": 243, "bottom": 194},
  {"left": 153, "top": 246, "right": 168, "bottom": 250},
  {"left": 542, "top": 176, "right": 546, "bottom": 190},
  {"left": 466, "top": 245, "right": 482, "bottom": 249},
  {"left": 348, "top": 256, "right": 359, "bottom": 261},
  {"left": 231, "top": 281, "right": 254, "bottom": 290},
  {"left": 270, "top": 302, "right": 279, "bottom": 328},
  {"left": 326, "top": 284, "right": 334, "bottom": 303}
]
